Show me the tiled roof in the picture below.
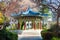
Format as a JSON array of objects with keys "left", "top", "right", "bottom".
[
  {"left": 11, "top": 8, "right": 48, "bottom": 17},
  {"left": 11, "top": 8, "right": 40, "bottom": 17}
]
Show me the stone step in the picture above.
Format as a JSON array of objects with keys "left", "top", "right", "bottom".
[{"left": 21, "top": 30, "right": 42, "bottom": 36}]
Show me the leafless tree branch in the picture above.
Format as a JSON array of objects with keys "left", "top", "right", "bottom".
[{"left": 57, "top": 0, "right": 60, "bottom": 4}]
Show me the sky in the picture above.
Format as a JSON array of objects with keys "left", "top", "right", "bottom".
[
  {"left": 0, "top": 0, "right": 2, "bottom": 2},
  {"left": 47, "top": 0, "right": 59, "bottom": 8}
]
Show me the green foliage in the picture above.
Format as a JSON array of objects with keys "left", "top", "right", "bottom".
[
  {"left": 48, "top": 23, "right": 60, "bottom": 32},
  {"left": 51, "top": 37, "right": 60, "bottom": 40},
  {"left": 0, "top": 27, "right": 18, "bottom": 40},
  {"left": 39, "top": 5, "right": 49, "bottom": 14},
  {"left": 44, "top": 8, "right": 49, "bottom": 13},
  {"left": 0, "top": 13, "right": 5, "bottom": 24},
  {"left": 6, "top": 31, "right": 18, "bottom": 40},
  {"left": 41, "top": 23, "right": 60, "bottom": 40},
  {"left": 21, "top": 21, "right": 25, "bottom": 30},
  {"left": 41, "top": 31, "right": 53, "bottom": 40},
  {"left": 42, "top": 24, "right": 47, "bottom": 29}
]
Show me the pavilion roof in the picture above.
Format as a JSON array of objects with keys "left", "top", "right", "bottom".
[{"left": 11, "top": 8, "right": 48, "bottom": 17}]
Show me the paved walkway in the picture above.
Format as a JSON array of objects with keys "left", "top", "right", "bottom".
[{"left": 18, "top": 29, "right": 42, "bottom": 40}]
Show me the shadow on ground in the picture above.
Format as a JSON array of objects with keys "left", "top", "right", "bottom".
[{"left": 19, "top": 36, "right": 42, "bottom": 40}]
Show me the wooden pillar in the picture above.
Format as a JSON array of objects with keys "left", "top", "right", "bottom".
[
  {"left": 18, "top": 21, "right": 20, "bottom": 29},
  {"left": 39, "top": 21, "right": 42, "bottom": 29},
  {"left": 34, "top": 22, "right": 36, "bottom": 30}
]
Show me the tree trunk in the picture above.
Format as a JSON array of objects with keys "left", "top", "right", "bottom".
[
  {"left": 57, "top": 15, "right": 59, "bottom": 27},
  {"left": 56, "top": 13, "right": 59, "bottom": 32}
]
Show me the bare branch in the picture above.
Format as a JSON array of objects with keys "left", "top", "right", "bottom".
[
  {"left": 57, "top": 0, "right": 60, "bottom": 4},
  {"left": 31, "top": 2, "right": 57, "bottom": 10},
  {"left": 51, "top": 2, "right": 58, "bottom": 6},
  {"left": 47, "top": 4, "right": 57, "bottom": 9}
]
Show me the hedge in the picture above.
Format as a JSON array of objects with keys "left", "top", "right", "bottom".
[{"left": 0, "top": 29, "right": 18, "bottom": 40}]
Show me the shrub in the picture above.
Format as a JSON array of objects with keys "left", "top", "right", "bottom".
[
  {"left": 41, "top": 23, "right": 60, "bottom": 40},
  {"left": 48, "top": 23, "right": 60, "bottom": 32},
  {"left": 51, "top": 37, "right": 60, "bottom": 40},
  {"left": 41, "top": 31, "right": 53, "bottom": 40},
  {"left": 6, "top": 31, "right": 18, "bottom": 40},
  {"left": 0, "top": 27, "right": 18, "bottom": 40},
  {"left": 57, "top": 32, "right": 60, "bottom": 38}
]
